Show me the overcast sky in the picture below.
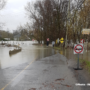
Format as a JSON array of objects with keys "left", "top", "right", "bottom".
[{"left": 0, "top": 0, "right": 36, "bottom": 32}]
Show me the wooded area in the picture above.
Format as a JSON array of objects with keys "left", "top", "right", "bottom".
[{"left": 24, "top": 0, "right": 90, "bottom": 44}]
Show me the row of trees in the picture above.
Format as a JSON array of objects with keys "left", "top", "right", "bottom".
[
  {"left": 0, "top": 0, "right": 10, "bottom": 40},
  {"left": 0, "top": 30, "right": 13, "bottom": 40},
  {"left": 13, "top": 23, "right": 34, "bottom": 41},
  {"left": 24, "top": 0, "right": 90, "bottom": 44},
  {"left": 67, "top": 0, "right": 90, "bottom": 43},
  {"left": 25, "top": 0, "right": 68, "bottom": 43}
]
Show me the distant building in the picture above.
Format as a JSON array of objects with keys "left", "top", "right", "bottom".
[{"left": 14, "top": 34, "right": 21, "bottom": 41}]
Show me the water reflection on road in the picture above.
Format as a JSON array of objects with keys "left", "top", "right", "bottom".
[{"left": 0, "top": 41, "right": 55, "bottom": 69}]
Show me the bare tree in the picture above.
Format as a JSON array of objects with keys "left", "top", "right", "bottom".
[
  {"left": 0, "top": 0, "right": 7, "bottom": 29},
  {"left": 0, "top": 0, "right": 6, "bottom": 10},
  {"left": 25, "top": 0, "right": 86, "bottom": 44}
]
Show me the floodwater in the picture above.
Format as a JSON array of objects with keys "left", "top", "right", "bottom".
[
  {"left": 0, "top": 41, "right": 55, "bottom": 69},
  {"left": 0, "top": 41, "right": 89, "bottom": 69},
  {"left": 59, "top": 48, "right": 90, "bottom": 61}
]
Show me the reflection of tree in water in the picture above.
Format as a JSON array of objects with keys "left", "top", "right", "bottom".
[
  {"left": 52, "top": 49, "right": 54, "bottom": 55},
  {"left": 60, "top": 51, "right": 63, "bottom": 55},
  {"left": 63, "top": 48, "right": 75, "bottom": 60}
]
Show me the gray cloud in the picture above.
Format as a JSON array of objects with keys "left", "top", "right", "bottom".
[{"left": 0, "top": 0, "right": 36, "bottom": 32}]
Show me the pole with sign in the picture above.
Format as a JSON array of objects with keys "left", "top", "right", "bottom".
[
  {"left": 60, "top": 38, "right": 64, "bottom": 44},
  {"left": 60, "top": 37, "right": 64, "bottom": 47},
  {"left": 80, "top": 39, "right": 84, "bottom": 44},
  {"left": 74, "top": 44, "right": 84, "bottom": 70}
]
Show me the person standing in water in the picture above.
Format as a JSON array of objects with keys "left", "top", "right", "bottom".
[
  {"left": 52, "top": 41, "right": 55, "bottom": 47},
  {"left": 47, "top": 38, "right": 49, "bottom": 46}
]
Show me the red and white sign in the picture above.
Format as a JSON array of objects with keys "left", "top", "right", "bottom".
[
  {"left": 47, "top": 38, "right": 49, "bottom": 41},
  {"left": 80, "top": 39, "right": 84, "bottom": 44},
  {"left": 74, "top": 44, "right": 83, "bottom": 54}
]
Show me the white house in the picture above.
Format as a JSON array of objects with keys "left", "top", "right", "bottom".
[{"left": 14, "top": 34, "right": 21, "bottom": 41}]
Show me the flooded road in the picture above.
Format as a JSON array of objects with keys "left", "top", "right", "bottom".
[
  {"left": 0, "top": 41, "right": 55, "bottom": 69},
  {"left": 0, "top": 41, "right": 90, "bottom": 69},
  {"left": 59, "top": 48, "right": 90, "bottom": 61}
]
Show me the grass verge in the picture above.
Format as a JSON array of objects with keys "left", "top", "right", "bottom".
[{"left": 79, "top": 59, "right": 90, "bottom": 72}]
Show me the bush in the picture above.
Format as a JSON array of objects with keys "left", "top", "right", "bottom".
[{"left": 79, "top": 59, "right": 90, "bottom": 72}]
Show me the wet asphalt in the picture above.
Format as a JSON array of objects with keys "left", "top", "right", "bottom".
[{"left": 0, "top": 45, "right": 90, "bottom": 90}]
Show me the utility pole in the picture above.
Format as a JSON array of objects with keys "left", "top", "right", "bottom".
[{"left": 65, "top": 0, "right": 70, "bottom": 48}]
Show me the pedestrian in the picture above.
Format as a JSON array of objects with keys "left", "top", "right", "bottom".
[
  {"left": 47, "top": 38, "right": 49, "bottom": 46},
  {"left": 47, "top": 41, "right": 48, "bottom": 46},
  {"left": 52, "top": 41, "right": 55, "bottom": 47},
  {"left": 57, "top": 38, "right": 60, "bottom": 46}
]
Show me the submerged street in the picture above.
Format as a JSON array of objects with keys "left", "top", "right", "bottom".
[{"left": 0, "top": 41, "right": 90, "bottom": 90}]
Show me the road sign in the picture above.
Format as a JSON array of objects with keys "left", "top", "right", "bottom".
[
  {"left": 80, "top": 39, "right": 84, "bottom": 44},
  {"left": 74, "top": 44, "right": 83, "bottom": 70},
  {"left": 60, "top": 38, "right": 64, "bottom": 43},
  {"left": 74, "top": 44, "right": 83, "bottom": 54}
]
